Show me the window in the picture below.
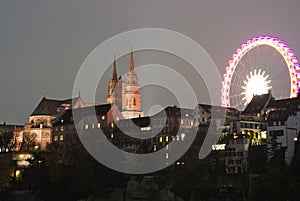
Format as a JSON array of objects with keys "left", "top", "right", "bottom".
[
  {"left": 102, "top": 116, "right": 105, "bottom": 120},
  {"left": 237, "top": 152, "right": 243, "bottom": 157},
  {"left": 92, "top": 124, "right": 95, "bottom": 129},
  {"left": 166, "top": 153, "right": 169, "bottom": 159},
  {"left": 111, "top": 133, "right": 114, "bottom": 139},
  {"left": 269, "top": 130, "right": 284, "bottom": 137},
  {"left": 133, "top": 98, "right": 136, "bottom": 106},
  {"left": 181, "top": 133, "right": 185, "bottom": 141},
  {"left": 166, "top": 136, "right": 169, "bottom": 142},
  {"left": 166, "top": 144, "right": 169, "bottom": 150},
  {"left": 98, "top": 123, "right": 101, "bottom": 128},
  {"left": 153, "top": 145, "right": 157, "bottom": 152},
  {"left": 159, "top": 136, "right": 163, "bottom": 143},
  {"left": 59, "top": 135, "right": 64, "bottom": 141},
  {"left": 54, "top": 136, "right": 58, "bottom": 141},
  {"left": 60, "top": 126, "right": 64, "bottom": 132}
]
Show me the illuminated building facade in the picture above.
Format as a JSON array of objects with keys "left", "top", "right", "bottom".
[{"left": 106, "top": 50, "right": 143, "bottom": 119}]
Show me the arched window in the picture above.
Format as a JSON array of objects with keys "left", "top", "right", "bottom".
[{"left": 133, "top": 97, "right": 136, "bottom": 106}]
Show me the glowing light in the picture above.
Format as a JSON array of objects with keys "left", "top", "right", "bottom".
[
  {"left": 15, "top": 170, "right": 21, "bottom": 178},
  {"left": 221, "top": 35, "right": 300, "bottom": 110},
  {"left": 241, "top": 69, "right": 272, "bottom": 105}
]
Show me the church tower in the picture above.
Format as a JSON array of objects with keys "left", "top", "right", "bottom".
[
  {"left": 121, "top": 50, "right": 143, "bottom": 119},
  {"left": 106, "top": 55, "right": 122, "bottom": 109}
]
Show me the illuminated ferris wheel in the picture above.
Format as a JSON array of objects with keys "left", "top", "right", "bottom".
[{"left": 221, "top": 35, "right": 300, "bottom": 111}]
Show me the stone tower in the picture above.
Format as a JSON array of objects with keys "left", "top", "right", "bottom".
[
  {"left": 106, "top": 55, "right": 122, "bottom": 110},
  {"left": 121, "top": 50, "right": 143, "bottom": 119}
]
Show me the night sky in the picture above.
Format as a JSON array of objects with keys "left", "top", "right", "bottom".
[{"left": 1, "top": 0, "right": 300, "bottom": 124}]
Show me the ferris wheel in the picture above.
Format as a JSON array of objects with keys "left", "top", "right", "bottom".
[{"left": 221, "top": 35, "right": 300, "bottom": 111}]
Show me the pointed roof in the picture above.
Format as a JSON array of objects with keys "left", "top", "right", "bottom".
[
  {"left": 242, "top": 93, "right": 273, "bottom": 115},
  {"left": 31, "top": 97, "right": 64, "bottom": 116},
  {"left": 129, "top": 49, "right": 134, "bottom": 71},
  {"left": 31, "top": 96, "right": 85, "bottom": 116},
  {"left": 112, "top": 54, "right": 118, "bottom": 80}
]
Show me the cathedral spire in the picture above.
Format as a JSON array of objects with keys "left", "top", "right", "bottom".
[
  {"left": 112, "top": 54, "right": 117, "bottom": 80},
  {"left": 130, "top": 47, "right": 134, "bottom": 71}
]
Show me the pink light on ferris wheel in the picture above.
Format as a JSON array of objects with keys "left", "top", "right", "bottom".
[{"left": 221, "top": 35, "right": 300, "bottom": 111}]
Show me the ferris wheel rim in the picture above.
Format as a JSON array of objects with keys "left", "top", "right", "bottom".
[{"left": 221, "top": 35, "right": 300, "bottom": 109}]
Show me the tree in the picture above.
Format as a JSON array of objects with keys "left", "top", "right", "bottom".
[
  {"left": 21, "top": 131, "right": 36, "bottom": 152},
  {"left": 0, "top": 132, "right": 15, "bottom": 152}
]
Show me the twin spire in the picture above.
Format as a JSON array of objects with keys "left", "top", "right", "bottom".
[{"left": 111, "top": 49, "right": 135, "bottom": 80}]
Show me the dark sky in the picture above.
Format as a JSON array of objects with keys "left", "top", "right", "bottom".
[{"left": 1, "top": 0, "right": 300, "bottom": 124}]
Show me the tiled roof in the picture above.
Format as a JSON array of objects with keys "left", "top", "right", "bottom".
[
  {"left": 0, "top": 124, "right": 23, "bottom": 134},
  {"left": 31, "top": 96, "right": 83, "bottom": 116},
  {"left": 31, "top": 97, "right": 65, "bottom": 116},
  {"left": 267, "top": 96, "right": 299, "bottom": 111},
  {"left": 267, "top": 110, "right": 291, "bottom": 122},
  {"left": 242, "top": 93, "right": 273, "bottom": 115},
  {"left": 53, "top": 104, "right": 112, "bottom": 126},
  {"left": 118, "top": 116, "right": 151, "bottom": 127}
]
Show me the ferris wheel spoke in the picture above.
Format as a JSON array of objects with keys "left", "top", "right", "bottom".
[{"left": 222, "top": 35, "right": 299, "bottom": 111}]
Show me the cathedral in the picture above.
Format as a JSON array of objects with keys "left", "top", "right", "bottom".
[
  {"left": 106, "top": 50, "right": 143, "bottom": 119},
  {"left": 4, "top": 50, "right": 143, "bottom": 152}
]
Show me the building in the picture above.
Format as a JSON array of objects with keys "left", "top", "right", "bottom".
[
  {"left": 240, "top": 92, "right": 300, "bottom": 164},
  {"left": 0, "top": 122, "right": 23, "bottom": 152},
  {"left": 225, "top": 138, "right": 249, "bottom": 174},
  {"left": 266, "top": 105, "right": 300, "bottom": 164},
  {"left": 51, "top": 104, "right": 120, "bottom": 165},
  {"left": 106, "top": 50, "right": 143, "bottom": 119},
  {"left": 13, "top": 96, "right": 87, "bottom": 152}
]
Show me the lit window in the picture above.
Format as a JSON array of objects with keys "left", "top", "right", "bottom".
[
  {"left": 141, "top": 126, "right": 151, "bottom": 131},
  {"left": 191, "top": 121, "right": 194, "bottom": 126},
  {"left": 92, "top": 124, "right": 95, "bottom": 129},
  {"left": 60, "top": 126, "right": 64, "bottom": 132},
  {"left": 181, "top": 120, "right": 184, "bottom": 125},
  {"left": 181, "top": 133, "right": 185, "bottom": 141},
  {"left": 166, "top": 144, "right": 169, "bottom": 150},
  {"left": 116, "top": 117, "right": 119, "bottom": 121},
  {"left": 153, "top": 145, "right": 157, "bottom": 152},
  {"left": 166, "top": 136, "right": 169, "bottom": 142},
  {"left": 59, "top": 135, "right": 63, "bottom": 141},
  {"left": 159, "top": 136, "right": 163, "bottom": 143},
  {"left": 111, "top": 133, "right": 114, "bottom": 139},
  {"left": 102, "top": 116, "right": 105, "bottom": 120},
  {"left": 61, "top": 119, "right": 64, "bottom": 123},
  {"left": 98, "top": 123, "right": 101, "bottom": 128},
  {"left": 166, "top": 153, "right": 169, "bottom": 159},
  {"left": 54, "top": 136, "right": 58, "bottom": 141},
  {"left": 111, "top": 123, "right": 114, "bottom": 128},
  {"left": 176, "top": 135, "right": 180, "bottom": 141},
  {"left": 85, "top": 124, "right": 88, "bottom": 129}
]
